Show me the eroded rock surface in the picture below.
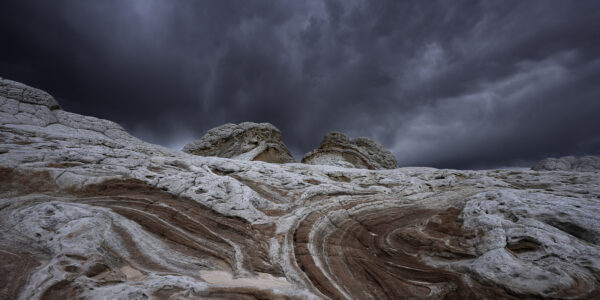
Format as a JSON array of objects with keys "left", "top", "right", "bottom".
[
  {"left": 183, "top": 122, "right": 297, "bottom": 164},
  {"left": 1, "top": 78, "right": 600, "bottom": 299},
  {"left": 302, "top": 131, "right": 397, "bottom": 169},
  {"left": 532, "top": 155, "right": 600, "bottom": 172},
  {"left": 1, "top": 77, "right": 60, "bottom": 109}
]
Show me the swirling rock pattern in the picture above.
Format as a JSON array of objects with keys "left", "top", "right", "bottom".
[{"left": 1, "top": 78, "right": 600, "bottom": 299}]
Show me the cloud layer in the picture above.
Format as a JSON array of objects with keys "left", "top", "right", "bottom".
[{"left": 1, "top": 0, "right": 599, "bottom": 168}]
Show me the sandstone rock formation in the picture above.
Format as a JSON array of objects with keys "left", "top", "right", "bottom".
[
  {"left": 182, "top": 122, "right": 297, "bottom": 164},
  {"left": 1, "top": 77, "right": 600, "bottom": 299},
  {"left": 302, "top": 131, "right": 397, "bottom": 169},
  {"left": 1, "top": 77, "right": 61, "bottom": 110},
  {"left": 532, "top": 155, "right": 600, "bottom": 172}
]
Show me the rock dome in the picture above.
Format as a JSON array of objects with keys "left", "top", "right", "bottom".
[
  {"left": 182, "top": 122, "right": 297, "bottom": 163},
  {"left": 302, "top": 131, "right": 397, "bottom": 169},
  {"left": 532, "top": 155, "right": 600, "bottom": 171}
]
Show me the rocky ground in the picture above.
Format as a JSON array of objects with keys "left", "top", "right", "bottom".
[{"left": 1, "top": 77, "right": 600, "bottom": 299}]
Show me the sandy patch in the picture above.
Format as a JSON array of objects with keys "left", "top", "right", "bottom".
[
  {"left": 200, "top": 270, "right": 290, "bottom": 288},
  {"left": 120, "top": 265, "right": 144, "bottom": 280}
]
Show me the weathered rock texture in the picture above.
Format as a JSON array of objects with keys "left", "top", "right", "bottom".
[
  {"left": 532, "top": 155, "right": 600, "bottom": 172},
  {"left": 302, "top": 131, "right": 398, "bottom": 169},
  {"left": 1, "top": 78, "right": 600, "bottom": 299},
  {"left": 182, "top": 122, "right": 297, "bottom": 164},
  {"left": 1, "top": 77, "right": 60, "bottom": 110}
]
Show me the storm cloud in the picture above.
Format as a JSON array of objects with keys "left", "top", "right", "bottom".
[{"left": 1, "top": 0, "right": 599, "bottom": 168}]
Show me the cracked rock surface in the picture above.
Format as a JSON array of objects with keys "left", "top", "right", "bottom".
[
  {"left": 183, "top": 122, "right": 297, "bottom": 164},
  {"left": 1, "top": 78, "right": 600, "bottom": 299},
  {"left": 0, "top": 77, "right": 61, "bottom": 110},
  {"left": 302, "top": 131, "right": 398, "bottom": 169}
]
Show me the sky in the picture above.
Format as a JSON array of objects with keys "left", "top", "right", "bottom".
[{"left": 1, "top": 0, "right": 599, "bottom": 169}]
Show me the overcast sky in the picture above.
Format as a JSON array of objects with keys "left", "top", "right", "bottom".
[{"left": 1, "top": 0, "right": 599, "bottom": 169}]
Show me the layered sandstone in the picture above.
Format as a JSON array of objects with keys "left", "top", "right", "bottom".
[
  {"left": 182, "top": 122, "right": 297, "bottom": 164},
  {"left": 532, "top": 155, "right": 600, "bottom": 172},
  {"left": 302, "top": 131, "right": 397, "bottom": 169},
  {"left": 1, "top": 78, "right": 600, "bottom": 299}
]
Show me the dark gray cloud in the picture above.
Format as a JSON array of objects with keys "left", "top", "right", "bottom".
[{"left": 1, "top": 0, "right": 599, "bottom": 168}]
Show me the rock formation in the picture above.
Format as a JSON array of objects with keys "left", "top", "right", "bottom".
[
  {"left": 302, "top": 131, "right": 398, "bottom": 169},
  {"left": 1, "top": 77, "right": 600, "bottom": 299},
  {"left": 1, "top": 77, "right": 61, "bottom": 110},
  {"left": 182, "top": 122, "right": 297, "bottom": 164},
  {"left": 532, "top": 155, "right": 600, "bottom": 172}
]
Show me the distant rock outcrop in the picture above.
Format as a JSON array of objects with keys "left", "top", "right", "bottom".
[
  {"left": 182, "top": 122, "right": 297, "bottom": 163},
  {"left": 302, "top": 131, "right": 397, "bottom": 169},
  {"left": 532, "top": 155, "right": 600, "bottom": 172}
]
